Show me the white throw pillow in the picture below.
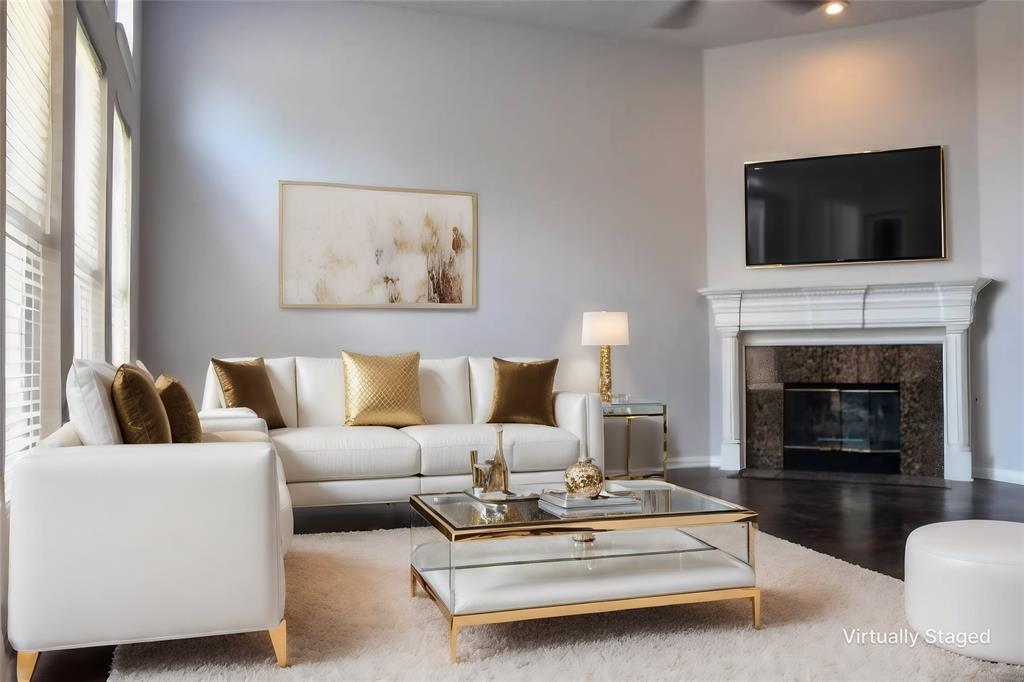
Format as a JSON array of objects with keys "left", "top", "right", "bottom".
[
  {"left": 65, "top": 359, "right": 123, "bottom": 445},
  {"left": 134, "top": 359, "right": 154, "bottom": 381}
]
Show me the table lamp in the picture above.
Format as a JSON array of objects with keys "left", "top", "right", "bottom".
[{"left": 581, "top": 311, "right": 629, "bottom": 404}]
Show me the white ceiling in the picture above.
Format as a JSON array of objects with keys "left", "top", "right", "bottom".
[{"left": 379, "top": 0, "right": 980, "bottom": 50}]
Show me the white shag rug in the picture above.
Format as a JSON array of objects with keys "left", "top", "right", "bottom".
[{"left": 109, "top": 529, "right": 1020, "bottom": 681}]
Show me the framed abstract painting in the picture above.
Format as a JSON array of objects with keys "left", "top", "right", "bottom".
[{"left": 279, "top": 181, "right": 477, "bottom": 308}]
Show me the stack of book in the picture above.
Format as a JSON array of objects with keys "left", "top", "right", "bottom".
[{"left": 538, "top": 489, "right": 642, "bottom": 517}]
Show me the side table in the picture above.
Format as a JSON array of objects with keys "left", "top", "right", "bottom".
[{"left": 603, "top": 401, "right": 668, "bottom": 480}]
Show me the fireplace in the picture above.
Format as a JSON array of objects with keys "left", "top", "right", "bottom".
[
  {"left": 782, "top": 384, "right": 901, "bottom": 474},
  {"left": 700, "top": 280, "right": 990, "bottom": 480},
  {"left": 744, "top": 344, "right": 943, "bottom": 477}
]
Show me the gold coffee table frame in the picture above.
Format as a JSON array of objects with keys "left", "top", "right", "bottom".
[{"left": 409, "top": 487, "right": 761, "bottom": 663}]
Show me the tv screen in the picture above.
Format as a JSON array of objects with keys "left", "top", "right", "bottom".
[{"left": 745, "top": 146, "right": 945, "bottom": 267}]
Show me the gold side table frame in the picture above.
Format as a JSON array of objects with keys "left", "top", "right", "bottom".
[{"left": 603, "top": 402, "right": 668, "bottom": 480}]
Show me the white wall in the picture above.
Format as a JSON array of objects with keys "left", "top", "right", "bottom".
[
  {"left": 702, "top": 5, "right": 1023, "bottom": 481},
  {"left": 973, "top": 0, "right": 1024, "bottom": 484},
  {"left": 139, "top": 1, "right": 707, "bottom": 469}
]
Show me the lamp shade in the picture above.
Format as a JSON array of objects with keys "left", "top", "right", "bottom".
[{"left": 581, "top": 311, "right": 629, "bottom": 346}]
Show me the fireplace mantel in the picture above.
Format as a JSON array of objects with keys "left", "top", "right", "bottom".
[{"left": 699, "top": 278, "right": 991, "bottom": 481}]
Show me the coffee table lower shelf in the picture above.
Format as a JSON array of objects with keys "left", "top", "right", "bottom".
[{"left": 410, "top": 566, "right": 762, "bottom": 663}]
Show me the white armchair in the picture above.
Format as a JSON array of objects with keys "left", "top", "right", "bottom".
[{"left": 7, "top": 430, "right": 291, "bottom": 681}]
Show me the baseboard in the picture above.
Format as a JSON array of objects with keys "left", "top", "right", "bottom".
[
  {"left": 972, "top": 466, "right": 1024, "bottom": 486},
  {"left": 669, "top": 455, "right": 716, "bottom": 469},
  {"left": 604, "top": 466, "right": 664, "bottom": 477},
  {"left": 605, "top": 456, "right": 720, "bottom": 476}
]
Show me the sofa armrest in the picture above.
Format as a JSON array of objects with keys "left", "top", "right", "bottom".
[
  {"left": 199, "top": 407, "right": 257, "bottom": 419},
  {"left": 8, "top": 443, "right": 284, "bottom": 652},
  {"left": 554, "top": 392, "right": 605, "bottom": 471},
  {"left": 199, "top": 407, "right": 268, "bottom": 434}
]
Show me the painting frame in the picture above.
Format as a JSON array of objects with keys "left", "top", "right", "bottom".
[{"left": 278, "top": 180, "right": 478, "bottom": 309}]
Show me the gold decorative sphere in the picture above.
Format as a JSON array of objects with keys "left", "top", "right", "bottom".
[{"left": 564, "top": 457, "right": 604, "bottom": 497}]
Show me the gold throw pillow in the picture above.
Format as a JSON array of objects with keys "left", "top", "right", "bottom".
[
  {"left": 111, "top": 364, "right": 172, "bottom": 444},
  {"left": 487, "top": 357, "right": 558, "bottom": 426},
  {"left": 155, "top": 374, "right": 203, "bottom": 443},
  {"left": 342, "top": 351, "right": 426, "bottom": 427},
  {"left": 211, "top": 358, "right": 286, "bottom": 429}
]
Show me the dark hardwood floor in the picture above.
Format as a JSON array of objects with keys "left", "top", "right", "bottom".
[
  {"left": 34, "top": 468, "right": 1024, "bottom": 681},
  {"left": 669, "top": 468, "right": 1024, "bottom": 580}
]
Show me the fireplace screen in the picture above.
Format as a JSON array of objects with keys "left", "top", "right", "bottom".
[{"left": 783, "top": 384, "right": 901, "bottom": 474}]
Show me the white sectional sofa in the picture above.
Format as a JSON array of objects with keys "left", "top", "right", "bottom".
[
  {"left": 6, "top": 354, "right": 598, "bottom": 679},
  {"left": 201, "top": 356, "right": 604, "bottom": 508}
]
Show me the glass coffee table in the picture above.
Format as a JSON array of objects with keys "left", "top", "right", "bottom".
[{"left": 409, "top": 480, "right": 761, "bottom": 662}]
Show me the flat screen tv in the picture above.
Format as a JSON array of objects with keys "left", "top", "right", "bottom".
[{"left": 745, "top": 146, "right": 945, "bottom": 267}]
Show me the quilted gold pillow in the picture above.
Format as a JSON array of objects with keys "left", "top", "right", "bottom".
[
  {"left": 487, "top": 357, "right": 558, "bottom": 426},
  {"left": 111, "top": 364, "right": 172, "bottom": 444},
  {"left": 342, "top": 351, "right": 426, "bottom": 427}
]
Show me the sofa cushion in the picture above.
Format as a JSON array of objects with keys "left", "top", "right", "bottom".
[
  {"left": 402, "top": 424, "right": 498, "bottom": 476},
  {"left": 468, "top": 356, "right": 543, "bottom": 424},
  {"left": 503, "top": 424, "right": 580, "bottom": 473},
  {"left": 112, "top": 364, "right": 172, "bottom": 444},
  {"left": 66, "top": 359, "right": 123, "bottom": 445},
  {"left": 342, "top": 351, "right": 426, "bottom": 427},
  {"left": 270, "top": 426, "right": 420, "bottom": 482},
  {"left": 212, "top": 358, "right": 287, "bottom": 429},
  {"left": 155, "top": 374, "right": 202, "bottom": 443},
  {"left": 296, "top": 356, "right": 472, "bottom": 427},
  {"left": 487, "top": 358, "right": 558, "bottom": 426},
  {"left": 295, "top": 357, "right": 344, "bottom": 427},
  {"left": 420, "top": 357, "right": 471, "bottom": 424},
  {"left": 202, "top": 357, "right": 298, "bottom": 427}
]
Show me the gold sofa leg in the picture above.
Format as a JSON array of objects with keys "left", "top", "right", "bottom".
[
  {"left": 17, "top": 651, "right": 39, "bottom": 682},
  {"left": 268, "top": 619, "right": 288, "bottom": 668}
]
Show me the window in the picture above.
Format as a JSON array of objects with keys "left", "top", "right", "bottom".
[
  {"left": 115, "top": 0, "right": 134, "bottom": 54},
  {"left": 110, "top": 109, "right": 131, "bottom": 365},
  {"left": 5, "top": 0, "right": 62, "bottom": 455},
  {"left": 73, "top": 23, "right": 106, "bottom": 361}
]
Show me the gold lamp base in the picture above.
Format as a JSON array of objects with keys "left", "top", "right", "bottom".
[{"left": 599, "top": 344, "right": 612, "bottom": 404}]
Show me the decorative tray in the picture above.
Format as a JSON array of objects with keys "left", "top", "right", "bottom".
[{"left": 463, "top": 488, "right": 540, "bottom": 506}]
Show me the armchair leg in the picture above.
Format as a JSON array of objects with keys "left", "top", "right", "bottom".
[
  {"left": 17, "top": 651, "right": 39, "bottom": 682},
  {"left": 268, "top": 619, "right": 288, "bottom": 668}
]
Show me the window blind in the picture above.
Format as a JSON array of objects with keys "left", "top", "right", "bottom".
[
  {"left": 4, "top": 230, "right": 44, "bottom": 454},
  {"left": 5, "top": 0, "right": 60, "bottom": 455},
  {"left": 73, "top": 22, "right": 106, "bottom": 362},
  {"left": 110, "top": 109, "right": 131, "bottom": 365}
]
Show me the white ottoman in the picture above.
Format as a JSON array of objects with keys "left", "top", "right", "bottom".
[{"left": 905, "top": 520, "right": 1024, "bottom": 665}]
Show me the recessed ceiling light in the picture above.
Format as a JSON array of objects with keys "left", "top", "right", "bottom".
[{"left": 824, "top": 1, "right": 848, "bottom": 16}]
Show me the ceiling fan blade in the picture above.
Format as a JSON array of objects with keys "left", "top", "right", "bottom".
[
  {"left": 654, "top": 0, "right": 704, "bottom": 29},
  {"left": 771, "top": 0, "right": 825, "bottom": 15}
]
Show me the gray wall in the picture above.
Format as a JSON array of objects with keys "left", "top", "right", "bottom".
[
  {"left": 701, "top": 5, "right": 1022, "bottom": 481},
  {"left": 974, "top": 0, "right": 1024, "bottom": 483},
  {"left": 139, "top": 1, "right": 708, "bottom": 470}
]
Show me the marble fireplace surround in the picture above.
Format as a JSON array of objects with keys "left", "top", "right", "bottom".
[
  {"left": 699, "top": 279, "right": 991, "bottom": 481},
  {"left": 744, "top": 344, "right": 943, "bottom": 476}
]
